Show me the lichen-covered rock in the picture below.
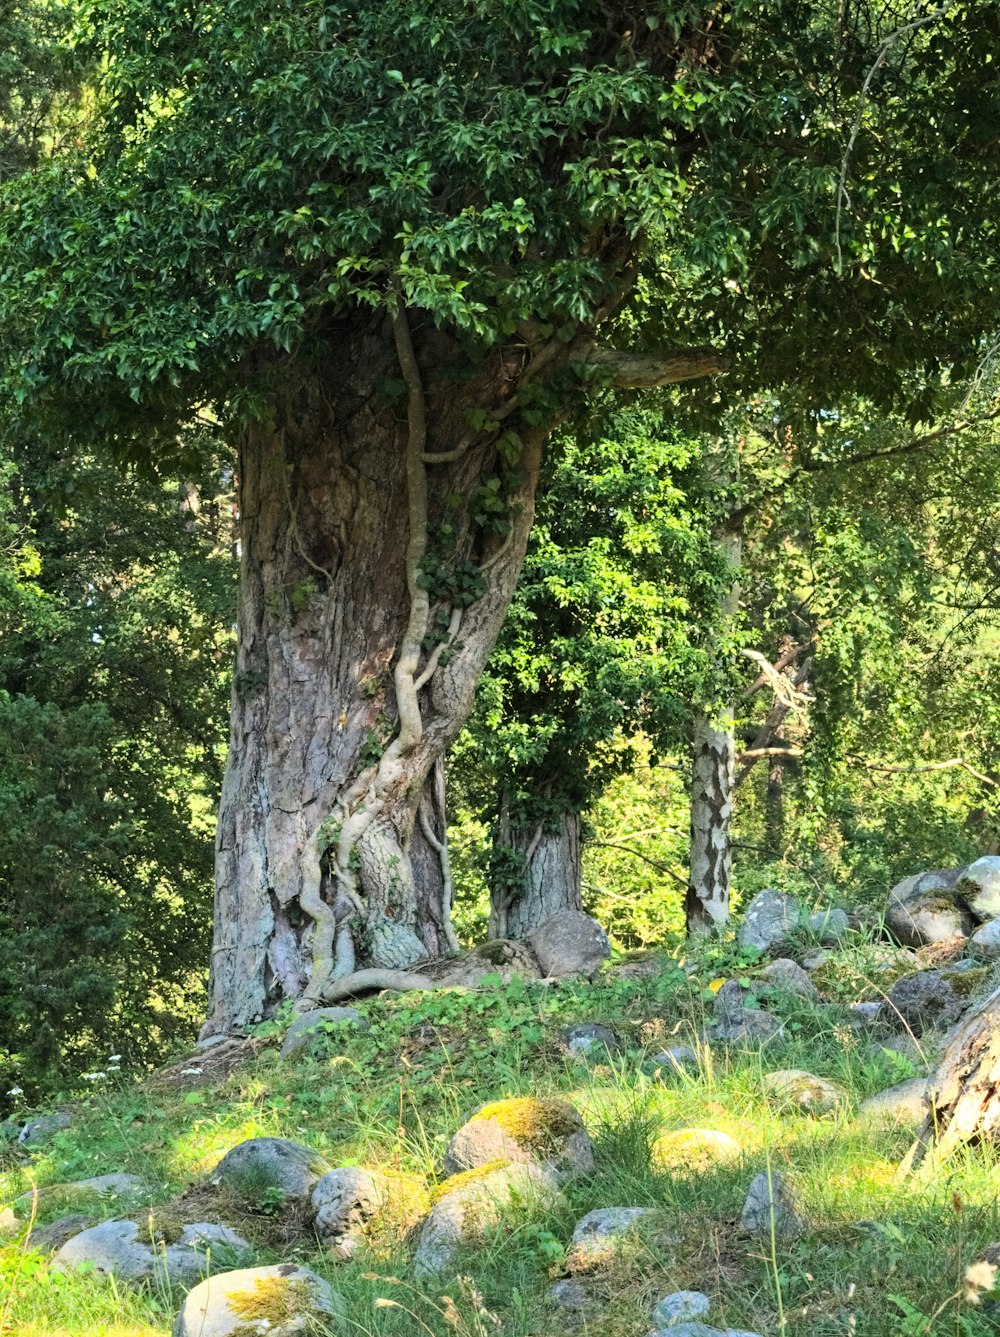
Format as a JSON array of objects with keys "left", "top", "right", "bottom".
[
  {"left": 956, "top": 856, "right": 1000, "bottom": 922},
  {"left": 969, "top": 917, "right": 1000, "bottom": 959},
  {"left": 739, "top": 1171, "right": 805, "bottom": 1240},
  {"left": 212, "top": 1137, "right": 329, "bottom": 1204},
  {"left": 279, "top": 1007, "right": 368, "bottom": 1060},
  {"left": 885, "top": 868, "right": 972, "bottom": 947},
  {"left": 737, "top": 889, "right": 803, "bottom": 954},
  {"left": 652, "top": 1128, "right": 741, "bottom": 1172},
  {"left": 856, "top": 1078, "right": 931, "bottom": 1127},
  {"left": 547, "top": 1278, "right": 595, "bottom": 1310},
  {"left": 437, "top": 939, "right": 541, "bottom": 987},
  {"left": 763, "top": 1068, "right": 845, "bottom": 1115},
  {"left": 809, "top": 908, "right": 850, "bottom": 942},
  {"left": 310, "top": 1166, "right": 427, "bottom": 1252},
  {"left": 558, "top": 1023, "right": 620, "bottom": 1058},
  {"left": 13, "top": 1173, "right": 150, "bottom": 1220},
  {"left": 414, "top": 1163, "right": 561, "bottom": 1277},
  {"left": 17, "top": 1113, "right": 71, "bottom": 1148},
  {"left": 443, "top": 1097, "right": 593, "bottom": 1177},
  {"left": 757, "top": 959, "right": 819, "bottom": 1001},
  {"left": 886, "top": 970, "right": 967, "bottom": 1036},
  {"left": 848, "top": 1001, "right": 883, "bottom": 1028},
  {"left": 707, "top": 981, "right": 784, "bottom": 1046},
  {"left": 53, "top": 1218, "right": 247, "bottom": 1285},
  {"left": 172, "top": 1263, "right": 344, "bottom": 1337},
  {"left": 27, "top": 1213, "right": 94, "bottom": 1253},
  {"left": 565, "top": 1207, "right": 656, "bottom": 1270},
  {"left": 653, "top": 1291, "right": 712, "bottom": 1327},
  {"left": 528, "top": 911, "right": 611, "bottom": 979}
]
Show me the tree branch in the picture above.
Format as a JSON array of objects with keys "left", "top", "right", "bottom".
[{"left": 575, "top": 345, "right": 728, "bottom": 388}]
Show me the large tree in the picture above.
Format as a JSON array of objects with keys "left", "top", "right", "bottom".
[{"left": 1, "top": 1, "right": 998, "bottom": 1033}]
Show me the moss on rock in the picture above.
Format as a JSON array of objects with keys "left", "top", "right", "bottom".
[{"left": 470, "top": 1097, "right": 582, "bottom": 1155}]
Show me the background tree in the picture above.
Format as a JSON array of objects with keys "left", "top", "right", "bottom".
[{"left": 2, "top": 1, "right": 999, "bottom": 1032}]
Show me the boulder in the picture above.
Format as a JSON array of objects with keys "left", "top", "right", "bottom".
[
  {"left": 809, "top": 908, "right": 850, "bottom": 942},
  {"left": 886, "top": 970, "right": 967, "bottom": 1036},
  {"left": 757, "top": 959, "right": 819, "bottom": 1001},
  {"left": 739, "top": 1171, "right": 805, "bottom": 1240},
  {"left": 414, "top": 1163, "right": 561, "bottom": 1276},
  {"left": 706, "top": 981, "right": 784, "bottom": 1046},
  {"left": 857, "top": 1078, "right": 930, "bottom": 1127},
  {"left": 443, "top": 1097, "right": 593, "bottom": 1177},
  {"left": 956, "top": 857, "right": 1000, "bottom": 922},
  {"left": 737, "top": 889, "right": 803, "bottom": 954},
  {"left": 27, "top": 1213, "right": 94, "bottom": 1252},
  {"left": 969, "top": 918, "right": 1000, "bottom": 959},
  {"left": 762, "top": 1068, "right": 845, "bottom": 1115},
  {"left": 847, "top": 1002, "right": 883, "bottom": 1028},
  {"left": 566, "top": 1207, "right": 656, "bottom": 1269},
  {"left": 547, "top": 1278, "right": 595, "bottom": 1310},
  {"left": 279, "top": 1007, "right": 368, "bottom": 1060},
  {"left": 437, "top": 939, "right": 541, "bottom": 987},
  {"left": 558, "top": 1023, "right": 620, "bottom": 1058},
  {"left": 652, "top": 1128, "right": 741, "bottom": 1172},
  {"left": 53, "top": 1218, "right": 247, "bottom": 1286},
  {"left": 13, "top": 1172, "right": 150, "bottom": 1219},
  {"left": 172, "top": 1263, "right": 343, "bottom": 1337},
  {"left": 310, "top": 1167, "right": 389, "bottom": 1245},
  {"left": 654, "top": 1291, "right": 712, "bottom": 1327},
  {"left": 528, "top": 911, "right": 611, "bottom": 979},
  {"left": 650, "top": 1045, "right": 699, "bottom": 1075},
  {"left": 17, "top": 1113, "right": 71, "bottom": 1148},
  {"left": 885, "top": 868, "right": 972, "bottom": 947},
  {"left": 212, "top": 1137, "right": 329, "bottom": 1204}
]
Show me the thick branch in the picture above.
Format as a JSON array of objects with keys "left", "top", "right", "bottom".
[
  {"left": 741, "top": 641, "right": 815, "bottom": 699},
  {"left": 576, "top": 344, "right": 727, "bottom": 388}
]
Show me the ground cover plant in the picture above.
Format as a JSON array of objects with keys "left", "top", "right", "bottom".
[{"left": 2, "top": 931, "right": 999, "bottom": 1336}]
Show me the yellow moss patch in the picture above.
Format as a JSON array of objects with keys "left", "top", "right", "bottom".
[
  {"left": 471, "top": 1097, "right": 581, "bottom": 1155},
  {"left": 228, "top": 1276, "right": 317, "bottom": 1324},
  {"left": 430, "top": 1159, "right": 512, "bottom": 1204},
  {"left": 942, "top": 966, "right": 989, "bottom": 998},
  {"left": 652, "top": 1127, "right": 741, "bottom": 1173}
]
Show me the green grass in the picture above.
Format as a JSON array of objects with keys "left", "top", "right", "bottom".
[{"left": 1, "top": 946, "right": 999, "bottom": 1335}]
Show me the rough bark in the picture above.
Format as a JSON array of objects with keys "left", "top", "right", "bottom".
[
  {"left": 685, "top": 525, "right": 741, "bottom": 936},
  {"left": 766, "top": 723, "right": 786, "bottom": 855},
  {"left": 205, "top": 317, "right": 545, "bottom": 1034},
  {"left": 901, "top": 982, "right": 1000, "bottom": 1177},
  {"left": 489, "top": 810, "right": 583, "bottom": 940}
]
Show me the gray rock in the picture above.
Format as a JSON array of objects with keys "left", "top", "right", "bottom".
[
  {"left": 885, "top": 868, "right": 972, "bottom": 946},
  {"left": 762, "top": 1068, "right": 845, "bottom": 1115},
  {"left": 886, "top": 970, "right": 966, "bottom": 1036},
  {"left": 13, "top": 1172, "right": 149, "bottom": 1218},
  {"left": 646, "top": 1327, "right": 763, "bottom": 1337},
  {"left": 443, "top": 1097, "right": 593, "bottom": 1177},
  {"left": 848, "top": 1001, "right": 883, "bottom": 1028},
  {"left": 279, "top": 1006, "right": 368, "bottom": 1060},
  {"left": 528, "top": 911, "right": 611, "bottom": 979},
  {"left": 194, "top": 1032, "right": 233, "bottom": 1051},
  {"left": 172, "top": 1263, "right": 343, "bottom": 1337},
  {"left": 17, "top": 1113, "right": 71, "bottom": 1148},
  {"left": 654, "top": 1290, "right": 712, "bottom": 1326},
  {"left": 737, "top": 888, "right": 804, "bottom": 954},
  {"left": 802, "top": 949, "right": 830, "bottom": 971},
  {"left": 757, "top": 959, "right": 819, "bottom": 1000},
  {"left": 707, "top": 981, "right": 784, "bottom": 1046},
  {"left": 212, "top": 1136, "right": 329, "bottom": 1204},
  {"left": 559, "top": 1023, "right": 620, "bottom": 1058},
  {"left": 310, "top": 1166, "right": 389, "bottom": 1243},
  {"left": 650, "top": 1045, "right": 699, "bottom": 1074},
  {"left": 53, "top": 1218, "right": 247, "bottom": 1285},
  {"left": 414, "top": 1163, "right": 561, "bottom": 1277},
  {"left": 857, "top": 1078, "right": 930, "bottom": 1127},
  {"left": 567, "top": 1207, "right": 655, "bottom": 1266},
  {"left": 547, "top": 1278, "right": 595, "bottom": 1310},
  {"left": 26, "top": 1213, "right": 93, "bottom": 1252},
  {"left": 809, "top": 908, "right": 850, "bottom": 942},
  {"left": 969, "top": 917, "right": 1000, "bottom": 958},
  {"left": 957, "top": 857, "right": 1000, "bottom": 922},
  {"left": 739, "top": 1171, "right": 805, "bottom": 1239}
]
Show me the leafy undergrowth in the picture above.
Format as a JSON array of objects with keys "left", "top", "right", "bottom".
[{"left": 1, "top": 943, "right": 999, "bottom": 1336}]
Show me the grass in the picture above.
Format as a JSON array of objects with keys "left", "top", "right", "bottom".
[{"left": 0, "top": 942, "right": 999, "bottom": 1335}]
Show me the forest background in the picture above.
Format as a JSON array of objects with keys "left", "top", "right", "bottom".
[{"left": 1, "top": 0, "right": 1000, "bottom": 1100}]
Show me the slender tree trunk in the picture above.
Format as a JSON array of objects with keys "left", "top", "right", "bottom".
[
  {"left": 766, "top": 722, "right": 785, "bottom": 854},
  {"left": 685, "top": 524, "right": 741, "bottom": 936},
  {"left": 204, "top": 318, "right": 543, "bottom": 1034},
  {"left": 489, "top": 808, "right": 582, "bottom": 940}
]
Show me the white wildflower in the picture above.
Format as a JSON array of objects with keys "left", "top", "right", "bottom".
[
  {"left": 108, "top": 1055, "right": 122, "bottom": 1063},
  {"left": 180, "top": 1068, "right": 203, "bottom": 1076},
  {"left": 6, "top": 1087, "right": 22, "bottom": 1097},
  {"left": 81, "top": 1072, "right": 107, "bottom": 1081}
]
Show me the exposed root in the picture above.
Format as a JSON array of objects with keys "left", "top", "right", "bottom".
[{"left": 321, "top": 968, "right": 434, "bottom": 1002}]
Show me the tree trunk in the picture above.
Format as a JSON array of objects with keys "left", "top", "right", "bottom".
[
  {"left": 766, "top": 722, "right": 785, "bottom": 855},
  {"left": 489, "top": 808, "right": 582, "bottom": 940},
  {"left": 685, "top": 524, "right": 741, "bottom": 936},
  {"left": 901, "top": 982, "right": 1000, "bottom": 1177},
  {"left": 204, "top": 317, "right": 544, "bottom": 1035}
]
